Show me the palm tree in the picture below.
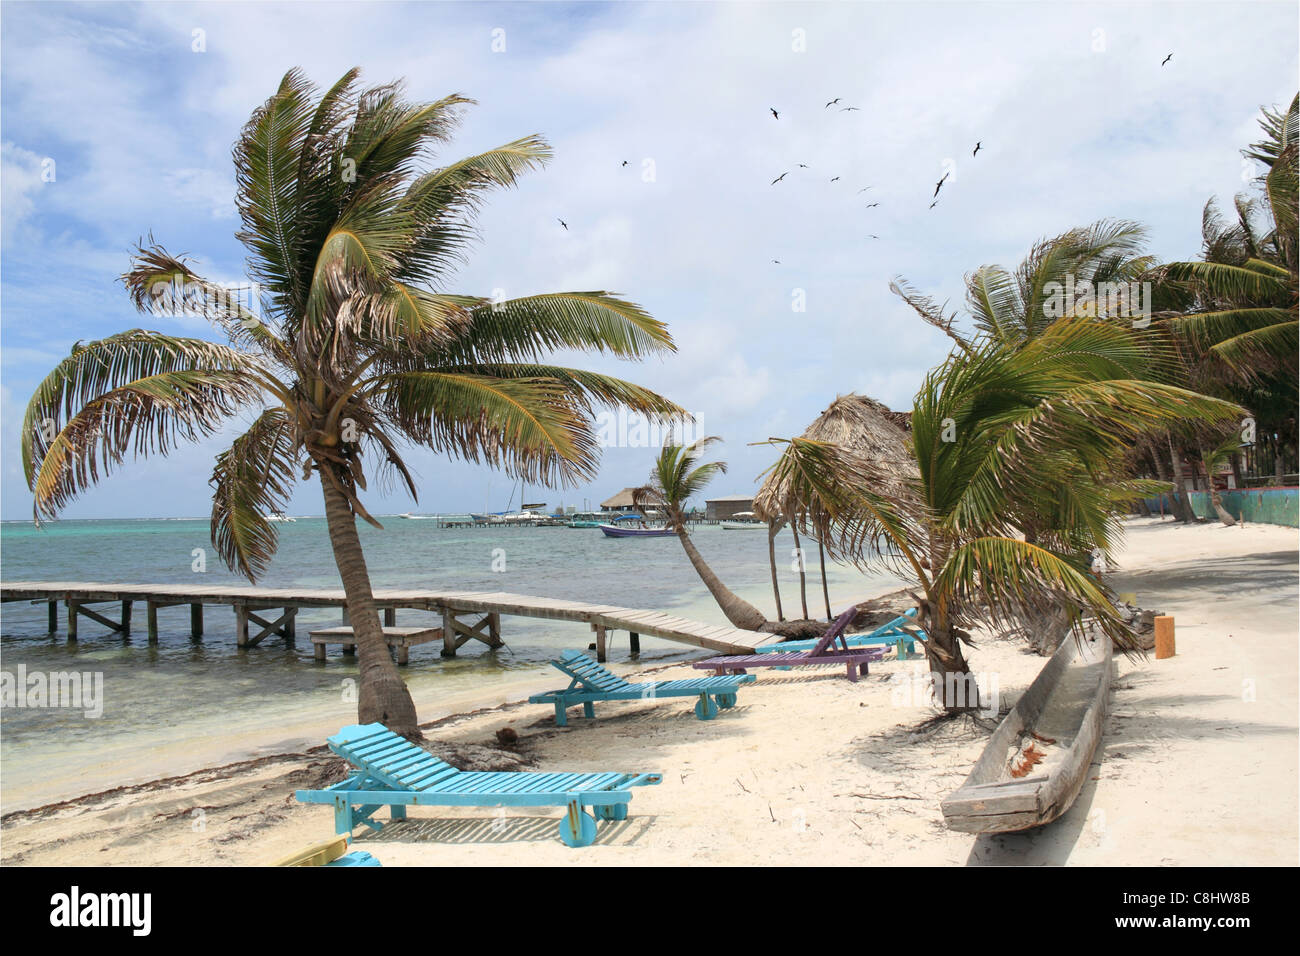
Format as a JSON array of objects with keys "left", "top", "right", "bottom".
[
  {"left": 1153, "top": 94, "right": 1299, "bottom": 484},
  {"left": 632, "top": 438, "right": 769, "bottom": 631},
  {"left": 764, "top": 318, "right": 1242, "bottom": 711},
  {"left": 1160, "top": 94, "right": 1297, "bottom": 373},
  {"left": 891, "top": 218, "right": 1158, "bottom": 354},
  {"left": 20, "top": 68, "right": 684, "bottom": 738}
]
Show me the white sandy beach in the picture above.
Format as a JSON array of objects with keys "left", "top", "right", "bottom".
[{"left": 2, "top": 516, "right": 1296, "bottom": 866}]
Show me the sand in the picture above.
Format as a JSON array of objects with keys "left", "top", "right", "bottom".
[{"left": 2, "top": 516, "right": 1296, "bottom": 866}]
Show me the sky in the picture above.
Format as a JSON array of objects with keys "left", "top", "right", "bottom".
[{"left": 1, "top": 0, "right": 1296, "bottom": 520}]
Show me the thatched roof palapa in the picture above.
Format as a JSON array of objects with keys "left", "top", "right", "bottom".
[
  {"left": 600, "top": 487, "right": 665, "bottom": 510},
  {"left": 753, "top": 393, "right": 919, "bottom": 530}
]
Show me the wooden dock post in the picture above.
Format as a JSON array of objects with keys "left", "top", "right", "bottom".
[
  {"left": 384, "top": 607, "right": 396, "bottom": 627},
  {"left": 190, "top": 603, "right": 203, "bottom": 639},
  {"left": 147, "top": 602, "right": 159, "bottom": 643},
  {"left": 489, "top": 612, "right": 500, "bottom": 644},
  {"left": 629, "top": 631, "right": 640, "bottom": 655},
  {"left": 593, "top": 623, "right": 607, "bottom": 663},
  {"left": 67, "top": 600, "right": 78, "bottom": 640},
  {"left": 441, "top": 608, "right": 456, "bottom": 657},
  {"left": 120, "top": 600, "right": 132, "bottom": 636},
  {"left": 47, "top": 600, "right": 57, "bottom": 633},
  {"left": 235, "top": 606, "right": 250, "bottom": 647}
]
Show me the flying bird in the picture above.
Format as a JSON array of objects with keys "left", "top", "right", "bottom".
[
  {"left": 865, "top": 202, "right": 879, "bottom": 208},
  {"left": 622, "top": 160, "right": 629, "bottom": 166},
  {"left": 1162, "top": 53, "right": 1173, "bottom": 66},
  {"left": 798, "top": 163, "right": 809, "bottom": 168},
  {"left": 770, "top": 107, "right": 779, "bottom": 119},
  {"left": 840, "top": 107, "right": 860, "bottom": 112},
  {"left": 857, "top": 186, "right": 873, "bottom": 193},
  {"left": 934, "top": 172, "right": 949, "bottom": 197},
  {"left": 929, "top": 200, "right": 939, "bottom": 209},
  {"left": 830, "top": 176, "right": 840, "bottom": 182},
  {"left": 772, "top": 259, "right": 781, "bottom": 264},
  {"left": 972, "top": 141, "right": 982, "bottom": 157},
  {"left": 825, "top": 98, "right": 841, "bottom": 108},
  {"left": 557, "top": 218, "right": 568, "bottom": 230},
  {"left": 865, "top": 234, "right": 880, "bottom": 239},
  {"left": 771, "top": 172, "right": 789, "bottom": 185}
]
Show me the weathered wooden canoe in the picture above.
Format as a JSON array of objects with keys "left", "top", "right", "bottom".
[{"left": 940, "top": 625, "right": 1113, "bottom": 833}]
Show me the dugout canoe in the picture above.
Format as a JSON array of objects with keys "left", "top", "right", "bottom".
[{"left": 940, "top": 624, "right": 1113, "bottom": 833}]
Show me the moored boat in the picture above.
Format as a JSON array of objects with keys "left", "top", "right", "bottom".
[{"left": 599, "top": 523, "right": 676, "bottom": 537}]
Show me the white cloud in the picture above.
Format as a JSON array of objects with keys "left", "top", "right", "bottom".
[{"left": 1, "top": 142, "right": 48, "bottom": 243}]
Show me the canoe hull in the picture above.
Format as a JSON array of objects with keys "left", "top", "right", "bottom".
[{"left": 940, "top": 626, "right": 1113, "bottom": 834}]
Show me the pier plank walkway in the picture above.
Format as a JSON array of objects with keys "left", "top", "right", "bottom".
[{"left": 0, "top": 581, "right": 760, "bottom": 661}]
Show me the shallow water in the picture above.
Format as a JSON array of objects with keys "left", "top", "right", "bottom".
[{"left": 0, "top": 516, "right": 900, "bottom": 809}]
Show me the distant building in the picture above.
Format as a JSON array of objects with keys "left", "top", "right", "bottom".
[
  {"left": 599, "top": 488, "right": 663, "bottom": 512},
  {"left": 705, "top": 494, "right": 754, "bottom": 521}
]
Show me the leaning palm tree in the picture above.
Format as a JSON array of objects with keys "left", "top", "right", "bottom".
[
  {"left": 763, "top": 317, "right": 1242, "bottom": 712},
  {"left": 21, "top": 68, "right": 685, "bottom": 737},
  {"left": 632, "top": 438, "right": 769, "bottom": 631}
]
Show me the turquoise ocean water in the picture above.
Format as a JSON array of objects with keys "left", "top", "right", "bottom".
[{"left": 0, "top": 516, "right": 899, "bottom": 809}]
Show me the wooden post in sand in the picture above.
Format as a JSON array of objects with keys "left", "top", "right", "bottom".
[{"left": 1154, "top": 615, "right": 1175, "bottom": 659}]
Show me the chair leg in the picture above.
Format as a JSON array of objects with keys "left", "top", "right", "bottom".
[
  {"left": 582, "top": 702, "right": 595, "bottom": 719},
  {"left": 390, "top": 805, "right": 406, "bottom": 821},
  {"left": 333, "top": 799, "right": 354, "bottom": 835},
  {"left": 847, "top": 662, "right": 859, "bottom": 682},
  {"left": 554, "top": 703, "right": 568, "bottom": 727}
]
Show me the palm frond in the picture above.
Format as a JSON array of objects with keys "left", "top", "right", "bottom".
[
  {"left": 210, "top": 407, "right": 300, "bottom": 580},
  {"left": 440, "top": 292, "right": 676, "bottom": 363},
  {"left": 29, "top": 370, "right": 263, "bottom": 521},
  {"left": 378, "top": 371, "right": 599, "bottom": 485}
]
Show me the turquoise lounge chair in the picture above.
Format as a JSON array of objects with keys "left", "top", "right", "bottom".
[
  {"left": 755, "top": 608, "right": 924, "bottom": 658},
  {"left": 530, "top": 649, "right": 757, "bottom": 725},
  {"left": 295, "top": 723, "right": 661, "bottom": 847}
]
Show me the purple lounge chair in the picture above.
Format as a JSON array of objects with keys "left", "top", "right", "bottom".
[{"left": 692, "top": 606, "right": 884, "bottom": 682}]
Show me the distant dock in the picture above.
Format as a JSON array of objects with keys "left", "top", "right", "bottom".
[{"left": 0, "top": 581, "right": 761, "bottom": 662}]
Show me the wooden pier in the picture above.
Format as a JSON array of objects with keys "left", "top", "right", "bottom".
[{"left": 0, "top": 581, "right": 761, "bottom": 662}]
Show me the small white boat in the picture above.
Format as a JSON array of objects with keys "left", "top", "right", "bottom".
[
  {"left": 265, "top": 513, "right": 296, "bottom": 523},
  {"left": 721, "top": 511, "right": 764, "bottom": 529}
]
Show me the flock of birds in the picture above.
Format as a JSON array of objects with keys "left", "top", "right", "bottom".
[
  {"left": 553, "top": 53, "right": 1175, "bottom": 252},
  {"left": 756, "top": 94, "right": 985, "bottom": 255}
]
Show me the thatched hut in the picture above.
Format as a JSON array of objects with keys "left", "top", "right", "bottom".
[{"left": 753, "top": 394, "right": 918, "bottom": 621}]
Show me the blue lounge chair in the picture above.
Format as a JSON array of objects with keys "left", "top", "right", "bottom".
[
  {"left": 755, "top": 609, "right": 924, "bottom": 658},
  {"left": 530, "top": 649, "right": 757, "bottom": 725},
  {"left": 295, "top": 723, "right": 661, "bottom": 847}
]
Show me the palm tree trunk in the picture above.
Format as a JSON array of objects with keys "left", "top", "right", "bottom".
[
  {"left": 676, "top": 528, "right": 768, "bottom": 631},
  {"left": 766, "top": 520, "right": 784, "bottom": 621},
  {"left": 790, "top": 525, "right": 809, "bottom": 620},
  {"left": 924, "top": 614, "right": 981, "bottom": 713},
  {"left": 1229, "top": 446, "right": 1244, "bottom": 490},
  {"left": 320, "top": 472, "right": 421, "bottom": 737},
  {"left": 817, "top": 537, "right": 832, "bottom": 620},
  {"left": 1199, "top": 444, "right": 1238, "bottom": 527},
  {"left": 1167, "top": 437, "right": 1199, "bottom": 523}
]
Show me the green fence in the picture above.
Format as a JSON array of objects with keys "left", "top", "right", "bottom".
[{"left": 1144, "top": 487, "right": 1299, "bottom": 527}]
